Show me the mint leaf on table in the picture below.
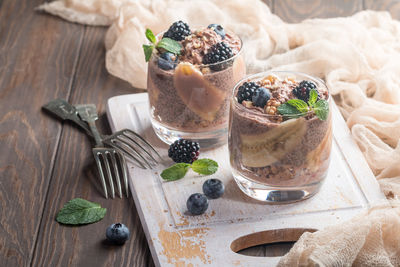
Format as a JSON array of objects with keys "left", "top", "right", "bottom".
[
  {"left": 156, "top": 38, "right": 182, "bottom": 55},
  {"left": 145, "top": 28, "right": 156, "bottom": 44},
  {"left": 160, "top": 163, "right": 191, "bottom": 181},
  {"left": 191, "top": 159, "right": 218, "bottom": 175},
  {"left": 314, "top": 99, "right": 329, "bottom": 121},
  {"left": 56, "top": 198, "right": 106, "bottom": 225},
  {"left": 277, "top": 103, "right": 303, "bottom": 118},
  {"left": 142, "top": 44, "right": 154, "bottom": 62},
  {"left": 287, "top": 99, "right": 309, "bottom": 113},
  {"left": 308, "top": 89, "right": 318, "bottom": 106}
]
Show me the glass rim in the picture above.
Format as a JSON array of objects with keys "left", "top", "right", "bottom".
[
  {"left": 232, "top": 71, "right": 331, "bottom": 118},
  {"left": 151, "top": 28, "right": 243, "bottom": 68}
]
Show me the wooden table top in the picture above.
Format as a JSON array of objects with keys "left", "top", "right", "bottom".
[{"left": 1, "top": 0, "right": 398, "bottom": 266}]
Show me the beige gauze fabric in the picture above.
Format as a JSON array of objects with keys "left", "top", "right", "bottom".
[{"left": 37, "top": 0, "right": 400, "bottom": 266}]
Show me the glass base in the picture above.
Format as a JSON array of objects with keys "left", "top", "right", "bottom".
[
  {"left": 233, "top": 170, "right": 323, "bottom": 204},
  {"left": 151, "top": 118, "right": 227, "bottom": 149}
]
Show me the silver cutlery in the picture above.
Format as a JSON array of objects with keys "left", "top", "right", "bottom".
[
  {"left": 43, "top": 99, "right": 160, "bottom": 169},
  {"left": 76, "top": 104, "right": 128, "bottom": 199}
]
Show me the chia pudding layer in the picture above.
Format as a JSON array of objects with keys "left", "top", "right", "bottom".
[
  {"left": 229, "top": 72, "right": 332, "bottom": 187},
  {"left": 147, "top": 24, "right": 246, "bottom": 133}
]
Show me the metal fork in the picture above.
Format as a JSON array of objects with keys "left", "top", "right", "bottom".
[
  {"left": 76, "top": 104, "right": 128, "bottom": 199},
  {"left": 43, "top": 99, "right": 161, "bottom": 169}
]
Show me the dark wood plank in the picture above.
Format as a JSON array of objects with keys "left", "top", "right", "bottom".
[
  {"left": 31, "top": 25, "right": 154, "bottom": 266},
  {"left": 274, "top": 0, "right": 363, "bottom": 23},
  {"left": 0, "top": 1, "right": 85, "bottom": 266},
  {"left": 364, "top": 0, "right": 400, "bottom": 19}
]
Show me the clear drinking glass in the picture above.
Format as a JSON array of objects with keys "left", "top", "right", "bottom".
[
  {"left": 228, "top": 71, "right": 332, "bottom": 203},
  {"left": 147, "top": 33, "right": 245, "bottom": 148}
]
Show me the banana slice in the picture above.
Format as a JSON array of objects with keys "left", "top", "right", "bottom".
[
  {"left": 174, "top": 63, "right": 226, "bottom": 121},
  {"left": 240, "top": 118, "right": 307, "bottom": 167},
  {"left": 307, "top": 120, "right": 332, "bottom": 171}
]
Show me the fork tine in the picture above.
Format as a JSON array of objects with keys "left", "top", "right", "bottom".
[
  {"left": 122, "top": 129, "right": 162, "bottom": 160},
  {"left": 117, "top": 152, "right": 129, "bottom": 197},
  {"left": 93, "top": 150, "right": 108, "bottom": 199},
  {"left": 102, "top": 152, "right": 115, "bottom": 199},
  {"left": 110, "top": 136, "right": 153, "bottom": 169},
  {"left": 120, "top": 132, "right": 158, "bottom": 164},
  {"left": 108, "top": 140, "right": 147, "bottom": 169},
  {"left": 112, "top": 136, "right": 153, "bottom": 169},
  {"left": 110, "top": 151, "right": 123, "bottom": 198}
]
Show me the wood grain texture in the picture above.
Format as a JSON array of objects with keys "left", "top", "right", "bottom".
[
  {"left": 0, "top": 0, "right": 84, "bottom": 266},
  {"left": 364, "top": 0, "right": 400, "bottom": 19},
  {"left": 274, "top": 0, "right": 363, "bottom": 22},
  {"left": 30, "top": 25, "right": 154, "bottom": 267},
  {"left": 0, "top": 0, "right": 397, "bottom": 266}
]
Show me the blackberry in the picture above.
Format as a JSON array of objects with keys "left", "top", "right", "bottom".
[
  {"left": 202, "top": 42, "right": 233, "bottom": 71},
  {"left": 168, "top": 139, "right": 200, "bottom": 164},
  {"left": 236, "top": 82, "right": 260, "bottom": 104},
  {"left": 292, "top": 80, "right": 318, "bottom": 102},
  {"left": 163, "top": 21, "right": 191, "bottom": 41}
]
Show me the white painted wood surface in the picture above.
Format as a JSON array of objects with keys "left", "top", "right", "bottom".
[{"left": 107, "top": 93, "right": 387, "bottom": 267}]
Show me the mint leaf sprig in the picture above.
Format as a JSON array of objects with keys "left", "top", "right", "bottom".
[
  {"left": 277, "top": 89, "right": 329, "bottom": 121},
  {"left": 56, "top": 198, "right": 106, "bottom": 225},
  {"left": 160, "top": 158, "right": 218, "bottom": 181},
  {"left": 142, "top": 28, "right": 182, "bottom": 62}
]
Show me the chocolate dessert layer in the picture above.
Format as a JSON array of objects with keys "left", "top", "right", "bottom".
[
  {"left": 147, "top": 26, "right": 245, "bottom": 133},
  {"left": 229, "top": 72, "right": 332, "bottom": 187}
]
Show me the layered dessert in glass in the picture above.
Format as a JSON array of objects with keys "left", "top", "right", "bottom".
[
  {"left": 146, "top": 21, "right": 246, "bottom": 148},
  {"left": 229, "top": 71, "right": 332, "bottom": 203}
]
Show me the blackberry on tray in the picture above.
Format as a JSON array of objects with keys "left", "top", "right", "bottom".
[
  {"left": 163, "top": 21, "right": 191, "bottom": 41},
  {"left": 168, "top": 139, "right": 200, "bottom": 164}
]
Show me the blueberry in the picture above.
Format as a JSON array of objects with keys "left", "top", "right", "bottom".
[
  {"left": 252, "top": 87, "right": 271, "bottom": 108},
  {"left": 158, "top": 52, "right": 178, "bottom": 70},
  {"left": 187, "top": 193, "right": 208, "bottom": 215},
  {"left": 203, "top": 179, "right": 224, "bottom": 199},
  {"left": 106, "top": 223, "right": 130, "bottom": 245},
  {"left": 208, "top": 24, "right": 225, "bottom": 39}
]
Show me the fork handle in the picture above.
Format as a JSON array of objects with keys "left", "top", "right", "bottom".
[
  {"left": 43, "top": 99, "right": 94, "bottom": 137},
  {"left": 87, "top": 120, "right": 103, "bottom": 147}
]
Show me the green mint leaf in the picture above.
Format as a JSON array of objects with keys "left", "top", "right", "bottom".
[
  {"left": 161, "top": 163, "right": 191, "bottom": 181},
  {"left": 191, "top": 159, "right": 218, "bottom": 175},
  {"left": 287, "top": 99, "right": 309, "bottom": 113},
  {"left": 56, "top": 198, "right": 106, "bottom": 225},
  {"left": 156, "top": 38, "right": 182, "bottom": 55},
  {"left": 277, "top": 103, "right": 303, "bottom": 118},
  {"left": 308, "top": 89, "right": 318, "bottom": 106},
  {"left": 145, "top": 29, "right": 156, "bottom": 44},
  {"left": 143, "top": 44, "right": 154, "bottom": 62},
  {"left": 314, "top": 99, "right": 329, "bottom": 121}
]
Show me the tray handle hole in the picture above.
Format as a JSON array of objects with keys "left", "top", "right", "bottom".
[{"left": 231, "top": 228, "right": 316, "bottom": 257}]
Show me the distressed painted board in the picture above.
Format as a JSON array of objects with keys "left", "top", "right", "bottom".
[{"left": 107, "top": 93, "right": 387, "bottom": 267}]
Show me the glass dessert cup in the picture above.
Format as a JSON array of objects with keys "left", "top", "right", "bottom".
[
  {"left": 228, "top": 71, "right": 332, "bottom": 203},
  {"left": 147, "top": 31, "right": 246, "bottom": 149}
]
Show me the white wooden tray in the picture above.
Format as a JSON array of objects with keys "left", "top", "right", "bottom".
[{"left": 107, "top": 93, "right": 386, "bottom": 267}]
